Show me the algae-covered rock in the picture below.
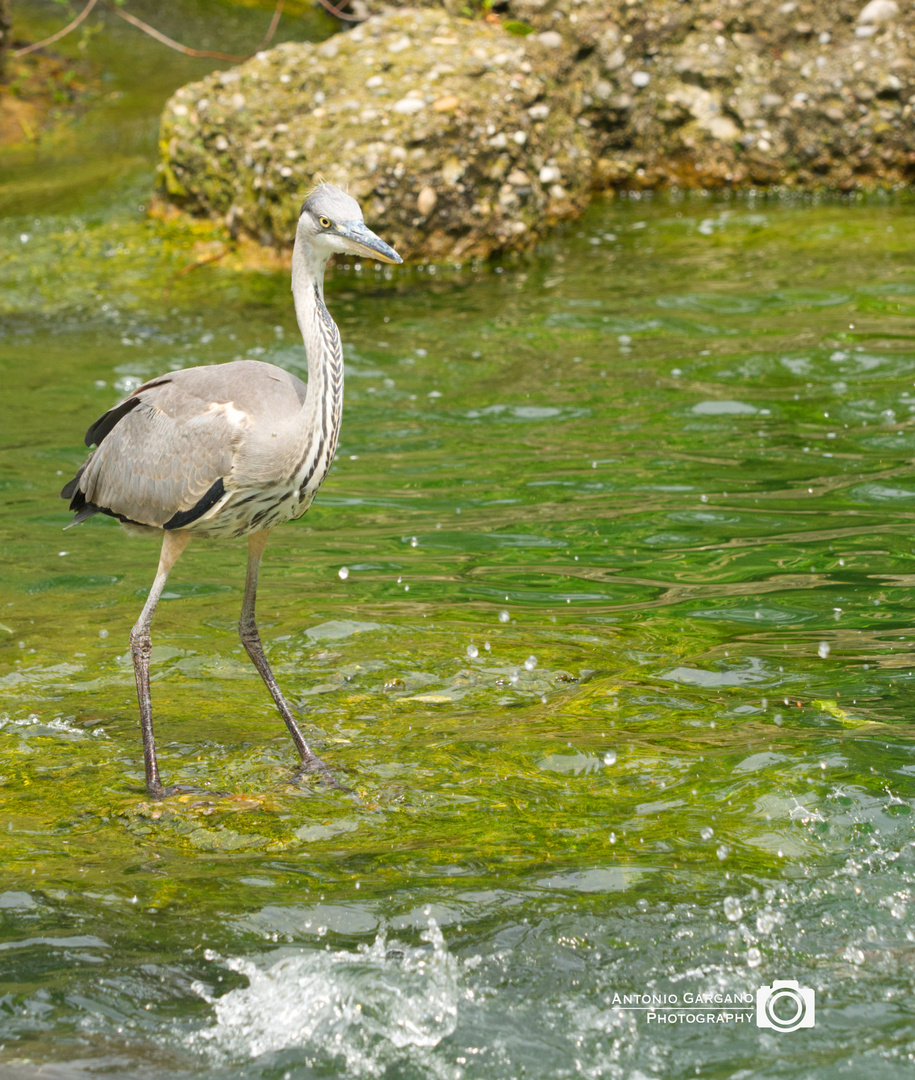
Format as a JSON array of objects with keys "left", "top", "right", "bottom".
[
  {"left": 158, "top": 6, "right": 591, "bottom": 260},
  {"left": 159, "top": 0, "right": 915, "bottom": 259}
]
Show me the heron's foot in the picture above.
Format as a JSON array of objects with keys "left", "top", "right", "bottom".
[
  {"left": 147, "top": 782, "right": 232, "bottom": 801},
  {"left": 293, "top": 755, "right": 353, "bottom": 793}
]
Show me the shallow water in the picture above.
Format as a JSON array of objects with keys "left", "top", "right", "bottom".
[{"left": 3, "top": 5, "right": 915, "bottom": 1078}]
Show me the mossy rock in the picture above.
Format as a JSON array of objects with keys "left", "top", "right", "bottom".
[{"left": 158, "top": 6, "right": 592, "bottom": 260}]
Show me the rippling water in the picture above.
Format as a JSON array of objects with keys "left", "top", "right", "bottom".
[{"left": 3, "top": 5, "right": 915, "bottom": 1078}]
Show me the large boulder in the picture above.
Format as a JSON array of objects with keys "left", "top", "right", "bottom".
[
  {"left": 158, "top": 6, "right": 592, "bottom": 259},
  {"left": 159, "top": 0, "right": 915, "bottom": 260},
  {"left": 494, "top": 0, "right": 915, "bottom": 191}
]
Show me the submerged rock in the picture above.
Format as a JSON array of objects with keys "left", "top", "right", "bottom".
[{"left": 158, "top": 6, "right": 591, "bottom": 260}]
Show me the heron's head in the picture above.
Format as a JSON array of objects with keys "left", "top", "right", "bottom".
[{"left": 298, "top": 182, "right": 402, "bottom": 265}]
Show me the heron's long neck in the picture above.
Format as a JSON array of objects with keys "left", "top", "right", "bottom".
[{"left": 290, "top": 244, "right": 344, "bottom": 494}]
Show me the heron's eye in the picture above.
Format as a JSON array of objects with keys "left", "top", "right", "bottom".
[{"left": 318, "top": 216, "right": 332, "bottom": 229}]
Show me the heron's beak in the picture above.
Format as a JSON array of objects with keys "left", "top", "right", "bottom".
[{"left": 338, "top": 220, "right": 403, "bottom": 264}]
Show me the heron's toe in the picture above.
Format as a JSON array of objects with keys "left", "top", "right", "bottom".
[
  {"left": 150, "top": 783, "right": 232, "bottom": 801},
  {"left": 292, "top": 758, "right": 353, "bottom": 793}
]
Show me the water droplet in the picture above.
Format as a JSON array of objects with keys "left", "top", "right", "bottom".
[
  {"left": 98, "top": 628, "right": 109, "bottom": 639},
  {"left": 410, "top": 536, "right": 418, "bottom": 548},
  {"left": 484, "top": 641, "right": 491, "bottom": 652},
  {"left": 608, "top": 832, "right": 617, "bottom": 844},
  {"left": 756, "top": 910, "right": 778, "bottom": 935},
  {"left": 724, "top": 896, "right": 743, "bottom": 922},
  {"left": 700, "top": 826, "right": 714, "bottom": 840},
  {"left": 466, "top": 644, "right": 479, "bottom": 659},
  {"left": 818, "top": 641, "right": 830, "bottom": 659},
  {"left": 844, "top": 945, "right": 866, "bottom": 966},
  {"left": 524, "top": 655, "right": 537, "bottom": 671},
  {"left": 747, "top": 947, "right": 762, "bottom": 968},
  {"left": 716, "top": 844, "right": 731, "bottom": 861},
  {"left": 338, "top": 566, "right": 349, "bottom": 580},
  {"left": 603, "top": 749, "right": 617, "bottom": 766},
  {"left": 499, "top": 611, "right": 509, "bottom": 623}
]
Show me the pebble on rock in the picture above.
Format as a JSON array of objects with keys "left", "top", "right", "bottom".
[
  {"left": 858, "top": 0, "right": 899, "bottom": 23},
  {"left": 417, "top": 186, "right": 437, "bottom": 216}
]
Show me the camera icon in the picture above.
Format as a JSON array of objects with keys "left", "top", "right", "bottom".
[{"left": 756, "top": 980, "right": 816, "bottom": 1032}]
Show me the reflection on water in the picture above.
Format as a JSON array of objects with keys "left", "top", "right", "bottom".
[{"left": 3, "top": 6, "right": 915, "bottom": 1077}]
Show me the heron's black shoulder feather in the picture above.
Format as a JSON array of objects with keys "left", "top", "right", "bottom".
[
  {"left": 84, "top": 395, "right": 142, "bottom": 448},
  {"left": 83, "top": 376, "right": 176, "bottom": 448}
]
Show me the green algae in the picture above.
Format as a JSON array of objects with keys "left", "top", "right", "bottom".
[{"left": 5, "top": 192, "right": 915, "bottom": 905}]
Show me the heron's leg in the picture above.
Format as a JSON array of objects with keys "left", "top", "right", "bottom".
[
  {"left": 130, "top": 529, "right": 191, "bottom": 799},
  {"left": 239, "top": 530, "right": 338, "bottom": 785}
]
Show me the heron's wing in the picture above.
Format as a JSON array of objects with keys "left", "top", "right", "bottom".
[{"left": 65, "top": 361, "right": 307, "bottom": 529}]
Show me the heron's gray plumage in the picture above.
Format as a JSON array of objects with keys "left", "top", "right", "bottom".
[
  {"left": 61, "top": 181, "right": 401, "bottom": 798},
  {"left": 70, "top": 361, "right": 317, "bottom": 534}
]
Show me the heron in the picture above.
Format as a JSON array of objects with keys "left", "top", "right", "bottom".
[{"left": 61, "top": 182, "right": 402, "bottom": 799}]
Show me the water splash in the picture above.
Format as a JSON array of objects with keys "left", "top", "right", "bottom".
[{"left": 190, "top": 920, "right": 460, "bottom": 1074}]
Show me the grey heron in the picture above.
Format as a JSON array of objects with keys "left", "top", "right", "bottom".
[{"left": 61, "top": 183, "right": 401, "bottom": 799}]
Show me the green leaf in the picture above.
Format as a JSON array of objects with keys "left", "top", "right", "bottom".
[{"left": 505, "top": 20, "right": 535, "bottom": 36}]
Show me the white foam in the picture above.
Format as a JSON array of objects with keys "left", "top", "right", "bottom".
[{"left": 191, "top": 919, "right": 459, "bottom": 1074}]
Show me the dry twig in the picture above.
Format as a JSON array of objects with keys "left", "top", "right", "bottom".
[
  {"left": 314, "top": 0, "right": 365, "bottom": 22},
  {"left": 13, "top": 0, "right": 99, "bottom": 57},
  {"left": 13, "top": 0, "right": 287, "bottom": 64}
]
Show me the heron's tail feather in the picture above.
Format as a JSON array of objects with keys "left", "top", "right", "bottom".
[
  {"left": 64, "top": 503, "right": 101, "bottom": 529},
  {"left": 60, "top": 468, "right": 84, "bottom": 502},
  {"left": 61, "top": 465, "right": 99, "bottom": 527}
]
